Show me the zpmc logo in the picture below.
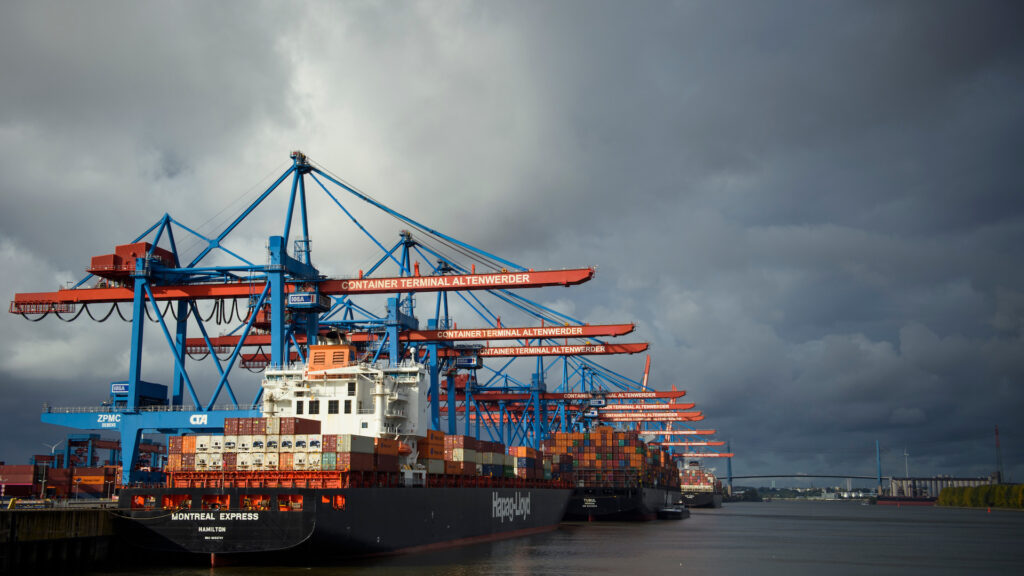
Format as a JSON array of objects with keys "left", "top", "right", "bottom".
[{"left": 189, "top": 414, "right": 208, "bottom": 425}]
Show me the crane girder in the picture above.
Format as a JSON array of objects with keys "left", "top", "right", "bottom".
[
  {"left": 10, "top": 268, "right": 595, "bottom": 311},
  {"left": 441, "top": 343, "right": 649, "bottom": 357},
  {"left": 183, "top": 322, "right": 637, "bottom": 351}
]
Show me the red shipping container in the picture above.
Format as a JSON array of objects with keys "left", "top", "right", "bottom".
[
  {"left": 323, "top": 434, "right": 337, "bottom": 452},
  {"left": 224, "top": 418, "right": 240, "bottom": 435},
  {"left": 337, "top": 452, "right": 373, "bottom": 472},
  {"left": 169, "top": 436, "right": 182, "bottom": 454},
  {"left": 279, "top": 452, "right": 294, "bottom": 470},
  {"left": 182, "top": 454, "right": 196, "bottom": 471},
  {"left": 223, "top": 453, "right": 237, "bottom": 470}
]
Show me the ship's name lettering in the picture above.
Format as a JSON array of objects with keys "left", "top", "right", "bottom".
[
  {"left": 170, "top": 512, "right": 260, "bottom": 521},
  {"left": 491, "top": 491, "right": 531, "bottom": 524}
]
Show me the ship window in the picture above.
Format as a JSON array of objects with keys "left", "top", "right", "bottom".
[
  {"left": 278, "top": 494, "right": 303, "bottom": 511},
  {"left": 309, "top": 400, "right": 320, "bottom": 415},
  {"left": 361, "top": 422, "right": 368, "bottom": 429},
  {"left": 131, "top": 494, "right": 157, "bottom": 509},
  {"left": 296, "top": 401, "right": 304, "bottom": 415},
  {"left": 241, "top": 494, "right": 270, "bottom": 510},
  {"left": 344, "top": 400, "right": 352, "bottom": 414},
  {"left": 328, "top": 400, "right": 339, "bottom": 414},
  {"left": 161, "top": 494, "right": 192, "bottom": 510},
  {"left": 321, "top": 494, "right": 346, "bottom": 510},
  {"left": 348, "top": 382, "right": 356, "bottom": 396},
  {"left": 201, "top": 494, "right": 230, "bottom": 510}
]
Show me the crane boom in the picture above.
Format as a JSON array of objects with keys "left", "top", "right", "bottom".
[
  {"left": 184, "top": 323, "right": 637, "bottom": 351},
  {"left": 10, "top": 268, "right": 595, "bottom": 311}
]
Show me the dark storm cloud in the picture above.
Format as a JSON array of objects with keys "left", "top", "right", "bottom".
[{"left": 1, "top": 1, "right": 1022, "bottom": 483}]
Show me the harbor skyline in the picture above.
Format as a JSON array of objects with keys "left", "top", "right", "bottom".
[{"left": 0, "top": 1, "right": 1021, "bottom": 482}]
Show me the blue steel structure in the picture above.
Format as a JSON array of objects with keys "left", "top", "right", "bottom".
[{"left": 17, "top": 152, "right": 687, "bottom": 484}]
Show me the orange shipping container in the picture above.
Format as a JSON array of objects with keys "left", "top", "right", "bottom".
[{"left": 182, "top": 436, "right": 197, "bottom": 453}]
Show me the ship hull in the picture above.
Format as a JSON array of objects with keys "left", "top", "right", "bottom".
[
  {"left": 680, "top": 490, "right": 723, "bottom": 508},
  {"left": 563, "top": 486, "right": 678, "bottom": 521},
  {"left": 116, "top": 486, "right": 570, "bottom": 561}
]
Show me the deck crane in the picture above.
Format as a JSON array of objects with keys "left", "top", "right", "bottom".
[{"left": 11, "top": 151, "right": 654, "bottom": 483}]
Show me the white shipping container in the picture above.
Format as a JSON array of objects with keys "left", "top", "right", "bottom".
[
  {"left": 265, "top": 453, "right": 279, "bottom": 469},
  {"left": 196, "top": 435, "right": 211, "bottom": 452},
  {"left": 237, "top": 453, "right": 253, "bottom": 469},
  {"left": 307, "top": 452, "right": 322, "bottom": 470},
  {"left": 265, "top": 416, "right": 280, "bottom": 435},
  {"left": 251, "top": 434, "right": 267, "bottom": 452},
  {"left": 293, "top": 452, "right": 308, "bottom": 470},
  {"left": 265, "top": 435, "right": 280, "bottom": 452},
  {"left": 238, "top": 435, "right": 253, "bottom": 451},
  {"left": 280, "top": 435, "right": 295, "bottom": 451},
  {"left": 223, "top": 435, "right": 238, "bottom": 451},
  {"left": 307, "top": 434, "right": 323, "bottom": 452},
  {"left": 294, "top": 434, "right": 309, "bottom": 451},
  {"left": 209, "top": 435, "right": 224, "bottom": 451},
  {"left": 451, "top": 448, "right": 477, "bottom": 463}
]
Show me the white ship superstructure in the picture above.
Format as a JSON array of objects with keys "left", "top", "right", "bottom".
[{"left": 259, "top": 337, "right": 428, "bottom": 443}]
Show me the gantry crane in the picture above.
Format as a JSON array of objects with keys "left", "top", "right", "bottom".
[{"left": 11, "top": 151, "right": 673, "bottom": 483}]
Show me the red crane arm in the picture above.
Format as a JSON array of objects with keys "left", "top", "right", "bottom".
[
  {"left": 473, "top": 343, "right": 648, "bottom": 357},
  {"left": 639, "top": 429, "right": 715, "bottom": 436},
  {"left": 186, "top": 323, "right": 637, "bottom": 350},
  {"left": 10, "top": 268, "right": 595, "bottom": 311},
  {"left": 349, "top": 323, "right": 636, "bottom": 342},
  {"left": 597, "top": 403, "right": 696, "bottom": 411}
]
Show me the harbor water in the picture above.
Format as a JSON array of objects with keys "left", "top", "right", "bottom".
[{"left": 96, "top": 501, "right": 1024, "bottom": 576}]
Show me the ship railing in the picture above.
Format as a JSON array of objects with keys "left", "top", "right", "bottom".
[
  {"left": 42, "top": 403, "right": 256, "bottom": 414},
  {"left": 357, "top": 408, "right": 375, "bottom": 415}
]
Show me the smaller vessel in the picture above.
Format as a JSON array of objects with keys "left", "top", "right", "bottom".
[
  {"left": 656, "top": 506, "right": 690, "bottom": 520},
  {"left": 679, "top": 460, "right": 723, "bottom": 508}
]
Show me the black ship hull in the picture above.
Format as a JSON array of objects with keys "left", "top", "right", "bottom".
[
  {"left": 680, "top": 490, "right": 723, "bottom": 508},
  {"left": 563, "top": 486, "right": 679, "bottom": 521},
  {"left": 115, "top": 486, "right": 570, "bottom": 561}
]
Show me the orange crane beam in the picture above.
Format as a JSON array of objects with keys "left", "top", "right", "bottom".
[
  {"left": 598, "top": 403, "right": 696, "bottom": 411},
  {"left": 442, "top": 390, "right": 688, "bottom": 402},
  {"left": 349, "top": 323, "right": 636, "bottom": 342},
  {"left": 640, "top": 430, "right": 716, "bottom": 436},
  {"left": 10, "top": 268, "right": 596, "bottom": 311},
  {"left": 599, "top": 412, "right": 704, "bottom": 422},
  {"left": 185, "top": 323, "right": 637, "bottom": 351},
  {"left": 474, "top": 343, "right": 648, "bottom": 357}
]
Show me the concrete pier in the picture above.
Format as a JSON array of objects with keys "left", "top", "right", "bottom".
[{"left": 0, "top": 508, "right": 115, "bottom": 574}]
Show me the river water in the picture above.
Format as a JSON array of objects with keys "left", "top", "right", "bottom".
[{"left": 100, "top": 501, "right": 1024, "bottom": 576}]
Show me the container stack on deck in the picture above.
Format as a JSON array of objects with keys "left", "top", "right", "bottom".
[
  {"left": 541, "top": 427, "right": 679, "bottom": 489},
  {"left": 163, "top": 417, "right": 566, "bottom": 488}
]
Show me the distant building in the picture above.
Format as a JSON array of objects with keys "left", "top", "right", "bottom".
[{"left": 887, "top": 475, "right": 995, "bottom": 498}]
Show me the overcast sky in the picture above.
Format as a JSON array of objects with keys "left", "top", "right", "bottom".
[{"left": 1, "top": 1, "right": 1022, "bottom": 485}]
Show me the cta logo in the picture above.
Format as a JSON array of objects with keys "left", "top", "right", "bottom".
[{"left": 190, "top": 414, "right": 209, "bottom": 425}]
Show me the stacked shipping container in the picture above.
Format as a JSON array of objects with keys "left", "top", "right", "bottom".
[
  {"left": 541, "top": 427, "right": 680, "bottom": 489},
  {"left": 165, "top": 417, "right": 565, "bottom": 486}
]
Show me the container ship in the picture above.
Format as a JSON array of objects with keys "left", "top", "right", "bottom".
[
  {"left": 115, "top": 340, "right": 572, "bottom": 562},
  {"left": 679, "top": 460, "right": 723, "bottom": 508},
  {"left": 542, "top": 428, "right": 681, "bottom": 521}
]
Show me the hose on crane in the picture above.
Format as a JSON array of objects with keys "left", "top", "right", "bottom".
[{"left": 85, "top": 303, "right": 118, "bottom": 322}]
